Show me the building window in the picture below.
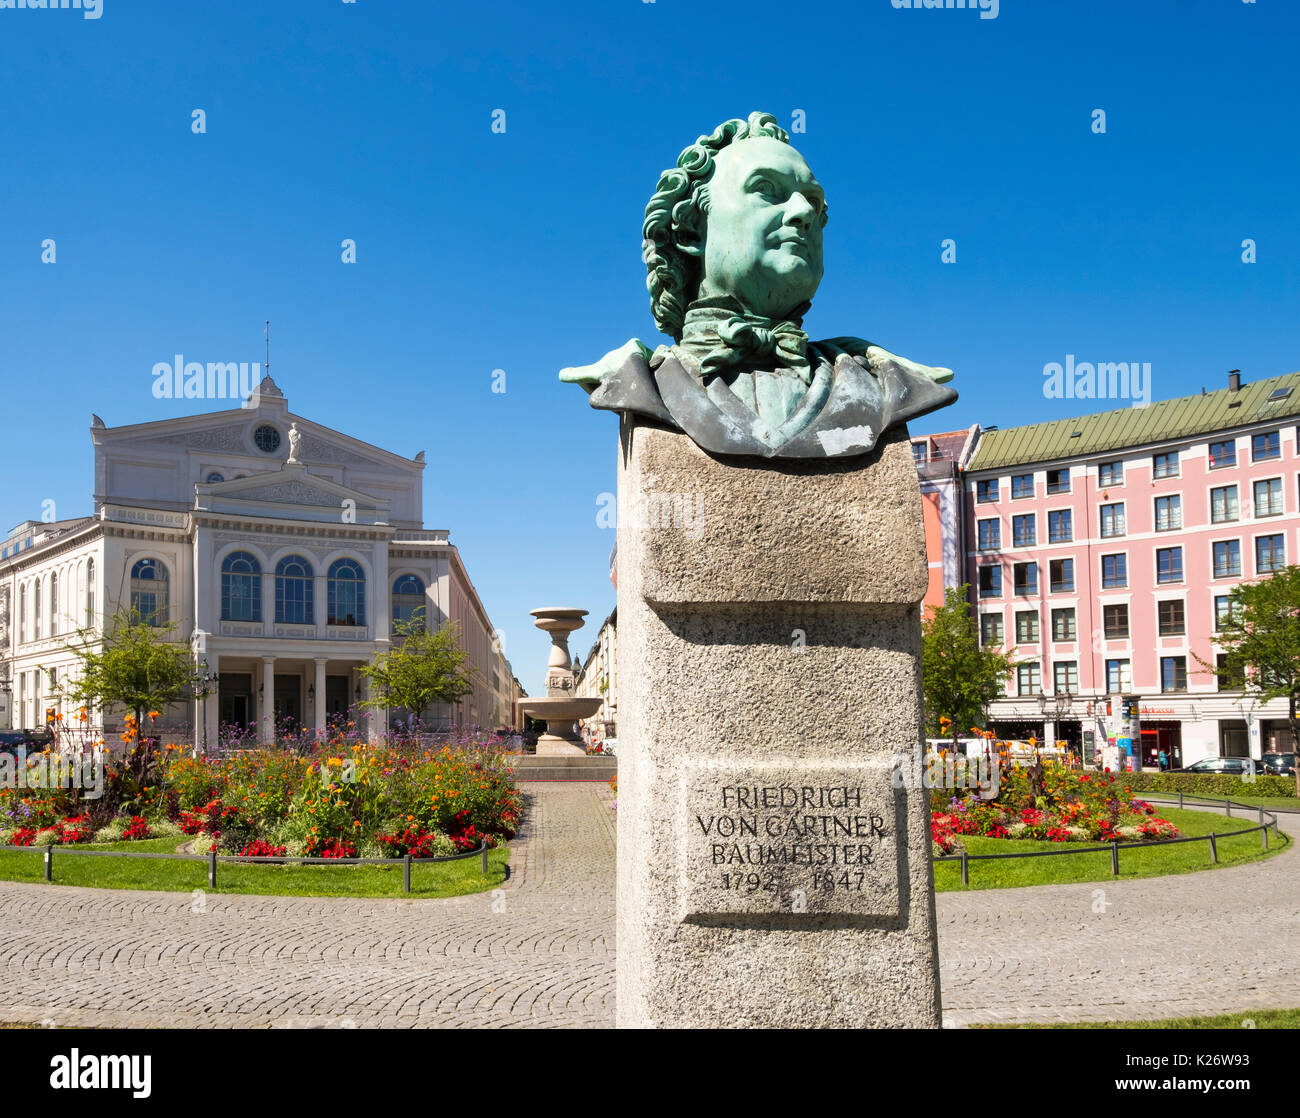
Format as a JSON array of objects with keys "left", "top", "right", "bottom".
[
  {"left": 1214, "top": 594, "right": 1236, "bottom": 632},
  {"left": 392, "top": 574, "right": 426, "bottom": 627},
  {"left": 1048, "top": 509, "right": 1072, "bottom": 542},
  {"left": 912, "top": 442, "right": 927, "bottom": 465},
  {"left": 1152, "top": 451, "right": 1179, "bottom": 479},
  {"left": 1013, "top": 562, "right": 1037, "bottom": 595},
  {"left": 221, "top": 551, "right": 263, "bottom": 622},
  {"left": 130, "top": 559, "right": 169, "bottom": 626},
  {"left": 1046, "top": 468, "right": 1070, "bottom": 494},
  {"left": 1211, "top": 485, "right": 1238, "bottom": 524},
  {"left": 1015, "top": 610, "right": 1040, "bottom": 643},
  {"left": 253, "top": 425, "right": 282, "bottom": 453},
  {"left": 1156, "top": 546, "right": 1183, "bottom": 583},
  {"left": 977, "top": 519, "right": 1000, "bottom": 551},
  {"left": 205, "top": 472, "right": 225, "bottom": 484},
  {"left": 34, "top": 579, "right": 41, "bottom": 640},
  {"left": 976, "top": 480, "right": 998, "bottom": 503},
  {"left": 1017, "top": 662, "right": 1041, "bottom": 695},
  {"left": 1160, "top": 656, "right": 1187, "bottom": 693},
  {"left": 1154, "top": 495, "right": 1182, "bottom": 531},
  {"left": 1012, "top": 514, "right": 1036, "bottom": 547},
  {"left": 1157, "top": 599, "right": 1186, "bottom": 636},
  {"left": 1101, "top": 553, "right": 1127, "bottom": 589},
  {"left": 979, "top": 613, "right": 1004, "bottom": 647},
  {"left": 49, "top": 572, "right": 58, "bottom": 637},
  {"left": 1252, "top": 431, "right": 1280, "bottom": 462},
  {"left": 1049, "top": 558, "right": 1074, "bottom": 593},
  {"left": 1216, "top": 653, "right": 1245, "bottom": 691},
  {"left": 1208, "top": 440, "right": 1236, "bottom": 468},
  {"left": 1212, "top": 539, "right": 1241, "bottom": 578},
  {"left": 1051, "top": 607, "right": 1076, "bottom": 641},
  {"left": 275, "top": 556, "right": 315, "bottom": 624},
  {"left": 1011, "top": 474, "right": 1034, "bottom": 499},
  {"left": 1256, "top": 533, "right": 1285, "bottom": 574},
  {"left": 18, "top": 584, "right": 26, "bottom": 643},
  {"left": 1103, "top": 603, "right": 1129, "bottom": 639},
  {"left": 327, "top": 559, "right": 367, "bottom": 626},
  {"left": 1099, "top": 461, "right": 1124, "bottom": 487},
  {"left": 1100, "top": 502, "right": 1125, "bottom": 537},
  {"left": 978, "top": 565, "right": 1002, "bottom": 598},
  {"left": 1053, "top": 661, "right": 1078, "bottom": 692},
  {"left": 1105, "top": 658, "right": 1132, "bottom": 692},
  {"left": 86, "top": 557, "right": 95, "bottom": 625},
  {"left": 1253, "top": 477, "right": 1283, "bottom": 517}
]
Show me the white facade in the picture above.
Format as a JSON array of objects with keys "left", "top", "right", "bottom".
[{"left": 0, "top": 376, "right": 516, "bottom": 744}]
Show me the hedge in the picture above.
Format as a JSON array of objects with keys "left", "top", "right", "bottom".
[{"left": 1111, "top": 771, "right": 1297, "bottom": 799}]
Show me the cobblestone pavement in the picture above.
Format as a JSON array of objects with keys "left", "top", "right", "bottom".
[
  {"left": 0, "top": 785, "right": 1294, "bottom": 1028},
  {"left": 0, "top": 783, "right": 616, "bottom": 1029}
]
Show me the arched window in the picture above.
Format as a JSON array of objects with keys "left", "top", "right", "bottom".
[
  {"left": 130, "top": 559, "right": 169, "bottom": 625},
  {"left": 49, "top": 572, "right": 58, "bottom": 636},
  {"left": 392, "top": 574, "right": 425, "bottom": 627},
  {"left": 221, "top": 552, "right": 262, "bottom": 622},
  {"left": 18, "top": 584, "right": 26, "bottom": 643},
  {"left": 205, "top": 472, "right": 225, "bottom": 484},
  {"left": 33, "top": 579, "right": 41, "bottom": 640},
  {"left": 86, "top": 558, "right": 95, "bottom": 625},
  {"left": 327, "top": 559, "right": 366, "bottom": 626},
  {"left": 275, "top": 555, "right": 314, "bottom": 624}
]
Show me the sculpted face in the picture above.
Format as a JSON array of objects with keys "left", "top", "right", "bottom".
[{"left": 696, "top": 136, "right": 826, "bottom": 320}]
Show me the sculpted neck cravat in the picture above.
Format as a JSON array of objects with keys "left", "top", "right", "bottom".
[{"left": 676, "top": 296, "right": 813, "bottom": 384}]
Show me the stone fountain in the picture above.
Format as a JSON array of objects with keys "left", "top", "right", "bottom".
[{"left": 518, "top": 607, "right": 603, "bottom": 755}]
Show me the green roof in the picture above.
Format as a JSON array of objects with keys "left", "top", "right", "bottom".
[{"left": 968, "top": 371, "right": 1300, "bottom": 473}]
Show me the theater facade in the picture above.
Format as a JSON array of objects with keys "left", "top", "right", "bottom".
[{"left": 0, "top": 375, "right": 518, "bottom": 745}]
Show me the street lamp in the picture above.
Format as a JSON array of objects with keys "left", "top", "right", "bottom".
[{"left": 193, "top": 667, "right": 219, "bottom": 756}]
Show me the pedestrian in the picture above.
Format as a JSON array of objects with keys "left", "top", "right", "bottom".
[{"left": 1158, "top": 748, "right": 1168, "bottom": 772}]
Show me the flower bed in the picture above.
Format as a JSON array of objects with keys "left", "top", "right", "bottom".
[
  {"left": 0, "top": 731, "right": 523, "bottom": 861},
  {"left": 931, "top": 754, "right": 1180, "bottom": 855}
]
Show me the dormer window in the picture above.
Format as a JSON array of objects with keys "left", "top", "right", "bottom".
[{"left": 205, "top": 472, "right": 225, "bottom": 484}]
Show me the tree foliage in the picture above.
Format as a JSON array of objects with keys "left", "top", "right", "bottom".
[
  {"left": 358, "top": 614, "right": 477, "bottom": 719},
  {"left": 54, "top": 607, "right": 198, "bottom": 732},
  {"left": 1195, "top": 565, "right": 1300, "bottom": 788},
  {"left": 921, "top": 585, "right": 1017, "bottom": 739}
]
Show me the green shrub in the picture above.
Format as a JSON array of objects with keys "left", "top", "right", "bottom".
[{"left": 1114, "top": 772, "right": 1296, "bottom": 799}]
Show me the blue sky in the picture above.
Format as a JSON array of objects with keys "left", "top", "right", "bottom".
[{"left": 1, "top": 0, "right": 1297, "bottom": 695}]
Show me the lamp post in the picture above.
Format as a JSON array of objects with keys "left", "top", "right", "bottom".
[
  {"left": 192, "top": 667, "right": 218, "bottom": 757},
  {"left": 1037, "top": 689, "right": 1074, "bottom": 759}
]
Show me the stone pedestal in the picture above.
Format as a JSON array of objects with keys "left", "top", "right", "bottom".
[{"left": 615, "top": 418, "right": 941, "bottom": 1028}]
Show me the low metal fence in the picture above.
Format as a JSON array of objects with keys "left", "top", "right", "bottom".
[
  {"left": 0, "top": 837, "right": 491, "bottom": 894},
  {"left": 934, "top": 796, "right": 1281, "bottom": 886}
]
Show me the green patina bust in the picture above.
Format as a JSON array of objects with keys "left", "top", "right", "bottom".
[{"left": 561, "top": 112, "right": 957, "bottom": 459}]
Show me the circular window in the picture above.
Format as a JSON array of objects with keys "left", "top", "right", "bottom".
[
  {"left": 253, "top": 425, "right": 282, "bottom": 454},
  {"left": 205, "top": 472, "right": 225, "bottom": 484}
]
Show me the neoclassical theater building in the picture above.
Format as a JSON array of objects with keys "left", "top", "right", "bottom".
[{"left": 0, "top": 375, "right": 519, "bottom": 744}]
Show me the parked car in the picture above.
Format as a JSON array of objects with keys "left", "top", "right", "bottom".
[
  {"left": 1172, "top": 756, "right": 1254, "bottom": 775},
  {"left": 0, "top": 731, "right": 26, "bottom": 757},
  {"left": 1262, "top": 752, "right": 1296, "bottom": 776}
]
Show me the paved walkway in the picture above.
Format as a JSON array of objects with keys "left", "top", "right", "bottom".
[{"left": 0, "top": 784, "right": 1294, "bottom": 1028}]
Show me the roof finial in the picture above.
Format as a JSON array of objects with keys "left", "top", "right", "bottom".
[{"left": 265, "top": 320, "right": 271, "bottom": 378}]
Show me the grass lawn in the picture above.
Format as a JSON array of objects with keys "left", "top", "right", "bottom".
[
  {"left": 0, "top": 836, "right": 509, "bottom": 899},
  {"left": 933, "top": 807, "right": 1290, "bottom": 892},
  {"left": 1144, "top": 793, "right": 1299, "bottom": 813},
  {"left": 979, "top": 1007, "right": 1300, "bottom": 1029}
]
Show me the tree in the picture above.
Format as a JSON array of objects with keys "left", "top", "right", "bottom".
[
  {"left": 921, "top": 585, "right": 1017, "bottom": 740},
  {"left": 1194, "top": 565, "right": 1300, "bottom": 793},
  {"left": 54, "top": 607, "right": 198, "bottom": 737},
  {"left": 358, "top": 614, "right": 476, "bottom": 723}
]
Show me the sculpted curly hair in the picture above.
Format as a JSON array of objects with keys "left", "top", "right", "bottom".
[{"left": 644, "top": 111, "right": 821, "bottom": 341}]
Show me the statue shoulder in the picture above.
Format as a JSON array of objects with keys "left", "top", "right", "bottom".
[
  {"left": 815, "top": 337, "right": 955, "bottom": 385},
  {"left": 559, "top": 339, "right": 655, "bottom": 393}
]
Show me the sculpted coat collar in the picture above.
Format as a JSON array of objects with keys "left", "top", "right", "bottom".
[{"left": 584, "top": 334, "right": 959, "bottom": 459}]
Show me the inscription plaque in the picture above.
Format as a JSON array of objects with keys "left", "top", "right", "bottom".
[{"left": 681, "top": 763, "right": 901, "bottom": 920}]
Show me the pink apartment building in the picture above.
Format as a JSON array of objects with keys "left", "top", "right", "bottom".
[
  {"left": 910, "top": 426, "right": 980, "bottom": 613},
  {"left": 961, "top": 370, "right": 1300, "bottom": 768}
]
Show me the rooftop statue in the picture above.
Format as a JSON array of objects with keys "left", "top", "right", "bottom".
[{"left": 561, "top": 112, "right": 957, "bottom": 458}]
